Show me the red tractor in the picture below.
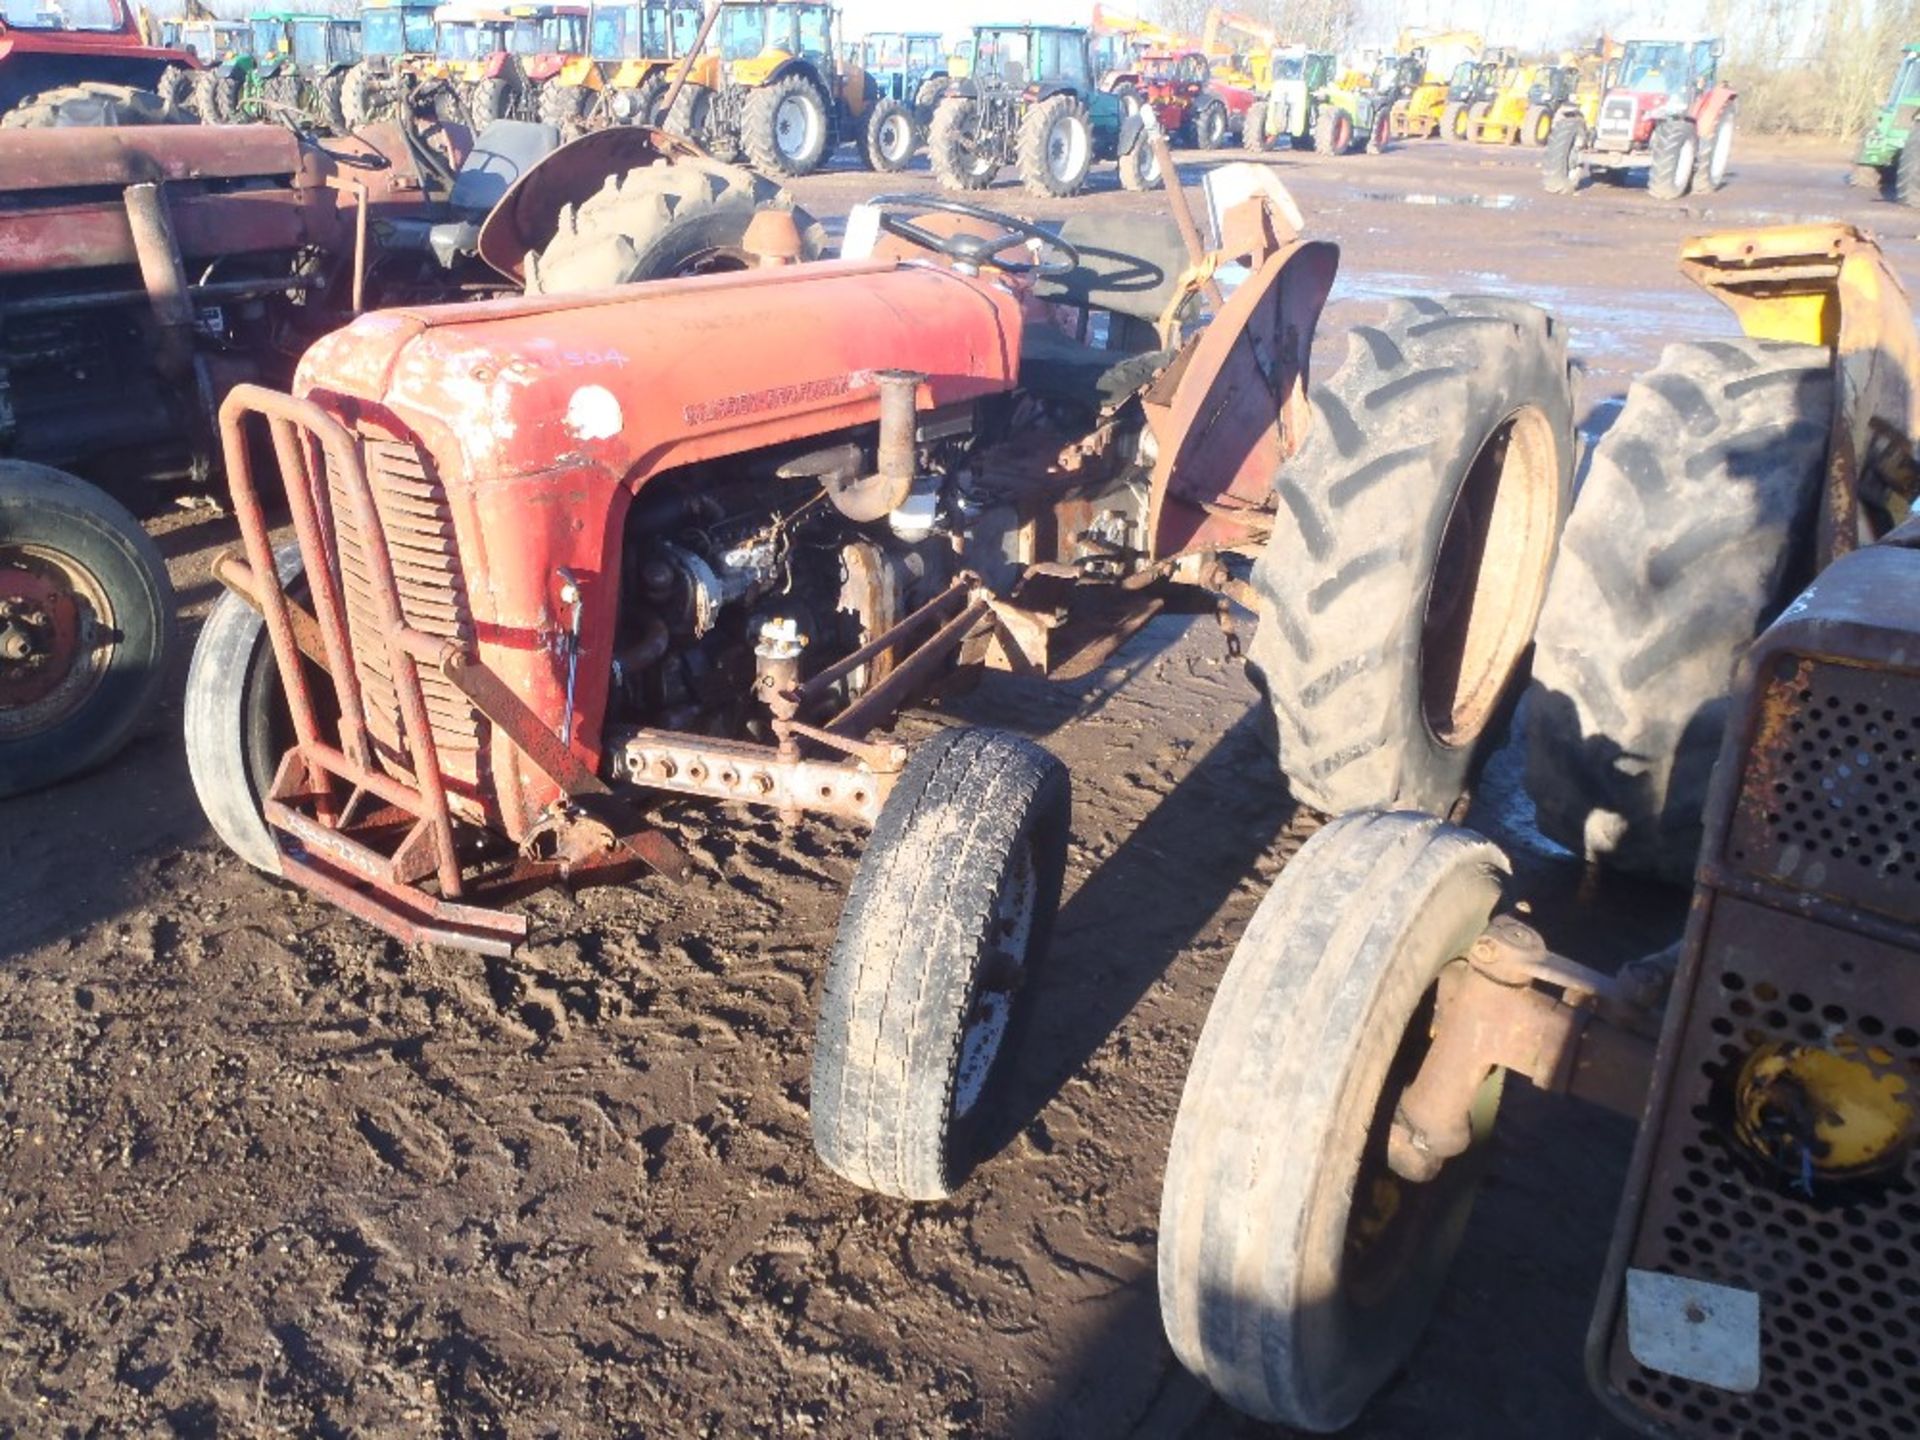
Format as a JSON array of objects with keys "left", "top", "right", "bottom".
[
  {"left": 0, "top": 0, "right": 199, "bottom": 121},
  {"left": 183, "top": 166, "right": 1575, "bottom": 1202},
  {"left": 1119, "top": 50, "right": 1244, "bottom": 148},
  {"left": 1543, "top": 35, "right": 1736, "bottom": 201}
]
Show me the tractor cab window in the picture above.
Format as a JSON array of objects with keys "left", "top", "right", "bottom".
[
  {"left": 1446, "top": 58, "right": 1474, "bottom": 95},
  {"left": 1031, "top": 29, "right": 1089, "bottom": 89},
  {"left": 363, "top": 7, "right": 407, "bottom": 55},
  {"left": 589, "top": 1, "right": 632, "bottom": 57},
  {"left": 502, "top": 18, "right": 543, "bottom": 53},
  {"left": 158, "top": 18, "right": 181, "bottom": 44},
  {"left": 0, "top": 0, "right": 122, "bottom": 30},
  {"left": 1138, "top": 54, "right": 1174, "bottom": 82},
  {"left": 329, "top": 19, "right": 363, "bottom": 60},
  {"left": 1892, "top": 54, "right": 1920, "bottom": 107},
  {"left": 1176, "top": 53, "right": 1207, "bottom": 85},
  {"left": 666, "top": 2, "right": 696, "bottom": 52},
  {"left": 1270, "top": 52, "right": 1305, "bottom": 81},
  {"left": 1371, "top": 55, "right": 1401, "bottom": 93},
  {"left": 539, "top": 11, "right": 584, "bottom": 52},
  {"left": 793, "top": 4, "right": 828, "bottom": 62},
  {"left": 869, "top": 32, "right": 905, "bottom": 70},
  {"left": 252, "top": 17, "right": 288, "bottom": 54},
  {"left": 907, "top": 35, "right": 940, "bottom": 73},
  {"left": 1690, "top": 39, "right": 1717, "bottom": 92},
  {"left": 290, "top": 18, "right": 330, "bottom": 65},
  {"left": 718, "top": 4, "right": 766, "bottom": 60},
  {"left": 972, "top": 28, "right": 1033, "bottom": 86},
  {"left": 1619, "top": 40, "right": 1688, "bottom": 96}
]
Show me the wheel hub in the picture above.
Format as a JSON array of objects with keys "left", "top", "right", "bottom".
[
  {"left": 0, "top": 560, "right": 85, "bottom": 710},
  {"left": 953, "top": 841, "right": 1038, "bottom": 1118}
]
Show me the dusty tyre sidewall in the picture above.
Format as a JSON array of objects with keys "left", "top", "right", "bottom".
[
  {"left": 184, "top": 543, "right": 304, "bottom": 874},
  {"left": 1158, "top": 811, "right": 1508, "bottom": 1429},
  {"left": 1897, "top": 133, "right": 1920, "bottom": 207},
  {"left": 745, "top": 75, "right": 829, "bottom": 176},
  {"left": 864, "top": 98, "right": 916, "bottom": 172},
  {"left": 929, "top": 96, "right": 995, "bottom": 189},
  {"left": 1117, "top": 132, "right": 1161, "bottom": 190},
  {"left": 1018, "top": 94, "right": 1092, "bottom": 197},
  {"left": 1542, "top": 117, "right": 1585, "bottom": 192},
  {"left": 810, "top": 727, "right": 1071, "bottom": 1200},
  {"left": 0, "top": 465, "right": 174, "bottom": 799},
  {"left": 1648, "top": 118, "right": 1697, "bottom": 199}
]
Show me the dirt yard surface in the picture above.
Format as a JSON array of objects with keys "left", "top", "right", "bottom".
[{"left": 0, "top": 134, "right": 1894, "bottom": 1438}]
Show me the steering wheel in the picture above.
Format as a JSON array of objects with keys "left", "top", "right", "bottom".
[{"left": 862, "top": 194, "right": 1080, "bottom": 277}]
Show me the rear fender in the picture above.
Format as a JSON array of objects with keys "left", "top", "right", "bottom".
[
  {"left": 1143, "top": 186, "right": 1338, "bottom": 558},
  {"left": 1692, "top": 83, "right": 1736, "bottom": 134},
  {"left": 1681, "top": 223, "right": 1920, "bottom": 559}
]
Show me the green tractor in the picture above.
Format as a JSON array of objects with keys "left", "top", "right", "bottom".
[
  {"left": 1242, "top": 45, "right": 1335, "bottom": 151},
  {"left": 927, "top": 22, "right": 1130, "bottom": 197},
  {"left": 1853, "top": 43, "right": 1920, "bottom": 203},
  {"left": 287, "top": 13, "right": 368, "bottom": 128},
  {"left": 198, "top": 13, "right": 351, "bottom": 124}
]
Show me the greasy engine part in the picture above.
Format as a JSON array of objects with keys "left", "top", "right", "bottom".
[{"left": 1590, "top": 522, "right": 1920, "bottom": 1440}]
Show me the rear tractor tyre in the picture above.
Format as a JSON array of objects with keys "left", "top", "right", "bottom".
[
  {"left": 860, "top": 96, "right": 918, "bottom": 172},
  {"left": 1897, "top": 133, "right": 1920, "bottom": 207},
  {"left": 184, "top": 543, "right": 306, "bottom": 874},
  {"left": 314, "top": 70, "right": 348, "bottom": 131},
  {"left": 1647, "top": 116, "right": 1698, "bottom": 199},
  {"left": 1016, "top": 92, "right": 1093, "bottom": 197},
  {"left": 743, "top": 73, "right": 830, "bottom": 177},
  {"left": 537, "top": 80, "right": 591, "bottom": 127},
  {"left": 1247, "top": 297, "right": 1574, "bottom": 817},
  {"left": 340, "top": 62, "right": 382, "bottom": 125},
  {"left": 0, "top": 462, "right": 174, "bottom": 799},
  {"left": 261, "top": 72, "right": 304, "bottom": 116},
  {"left": 1541, "top": 115, "right": 1587, "bottom": 194},
  {"left": 812, "top": 727, "right": 1071, "bottom": 1200},
  {"left": 1241, "top": 98, "right": 1269, "bottom": 151},
  {"left": 928, "top": 96, "right": 997, "bottom": 190},
  {"left": 1160, "top": 810, "right": 1509, "bottom": 1431},
  {"left": 1524, "top": 102, "right": 1552, "bottom": 145},
  {"left": 156, "top": 65, "right": 193, "bottom": 113},
  {"left": 1311, "top": 105, "right": 1351, "bottom": 155},
  {"left": 468, "top": 75, "right": 515, "bottom": 124},
  {"left": 190, "top": 68, "right": 237, "bottom": 122},
  {"left": 1, "top": 82, "right": 175, "bottom": 128},
  {"left": 1117, "top": 130, "right": 1163, "bottom": 190},
  {"left": 1524, "top": 338, "right": 1831, "bottom": 883},
  {"left": 1190, "top": 99, "right": 1227, "bottom": 149},
  {"left": 525, "top": 157, "right": 827, "bottom": 292}
]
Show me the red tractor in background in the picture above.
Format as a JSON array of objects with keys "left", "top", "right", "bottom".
[
  {"left": 1118, "top": 49, "right": 1244, "bottom": 148},
  {"left": 0, "top": 0, "right": 199, "bottom": 121},
  {"left": 1543, "top": 35, "right": 1735, "bottom": 200}
]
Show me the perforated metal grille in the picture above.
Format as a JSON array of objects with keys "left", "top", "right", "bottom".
[
  {"left": 323, "top": 436, "right": 485, "bottom": 789},
  {"left": 1607, "top": 896, "right": 1920, "bottom": 1440},
  {"left": 1726, "top": 656, "right": 1920, "bottom": 923}
]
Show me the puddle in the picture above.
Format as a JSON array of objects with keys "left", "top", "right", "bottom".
[{"left": 1357, "top": 190, "right": 1520, "bottom": 209}]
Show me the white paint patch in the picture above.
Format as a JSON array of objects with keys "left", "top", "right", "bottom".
[
  {"left": 1626, "top": 1270, "right": 1762, "bottom": 1393},
  {"left": 565, "top": 384, "right": 623, "bottom": 441}
]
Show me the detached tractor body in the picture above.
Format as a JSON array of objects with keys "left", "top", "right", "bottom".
[
  {"left": 1852, "top": 43, "right": 1920, "bottom": 204},
  {"left": 1160, "top": 221, "right": 1920, "bottom": 1439},
  {"left": 0, "top": 0, "right": 197, "bottom": 122},
  {"left": 1544, "top": 35, "right": 1736, "bottom": 201},
  {"left": 928, "top": 22, "right": 1130, "bottom": 197}
]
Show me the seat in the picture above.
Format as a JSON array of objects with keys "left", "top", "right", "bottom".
[
  {"left": 1020, "top": 214, "right": 1191, "bottom": 405},
  {"left": 428, "top": 120, "right": 562, "bottom": 268}
]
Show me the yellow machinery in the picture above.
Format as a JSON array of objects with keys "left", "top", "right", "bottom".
[
  {"left": 661, "top": 1, "right": 846, "bottom": 177},
  {"left": 1387, "top": 27, "right": 1480, "bottom": 139},
  {"left": 1200, "top": 6, "right": 1276, "bottom": 91},
  {"left": 1473, "top": 53, "right": 1604, "bottom": 144},
  {"left": 540, "top": 0, "right": 701, "bottom": 124}
]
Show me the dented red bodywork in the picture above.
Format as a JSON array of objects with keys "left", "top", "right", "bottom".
[{"left": 291, "top": 258, "right": 1025, "bottom": 837}]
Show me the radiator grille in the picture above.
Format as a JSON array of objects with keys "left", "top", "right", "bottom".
[
  {"left": 1608, "top": 896, "right": 1920, "bottom": 1440},
  {"left": 1726, "top": 656, "right": 1920, "bottom": 923},
  {"left": 323, "top": 436, "right": 484, "bottom": 789}
]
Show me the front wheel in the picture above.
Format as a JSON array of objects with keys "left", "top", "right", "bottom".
[
  {"left": 1117, "top": 129, "right": 1163, "bottom": 189},
  {"left": 1441, "top": 100, "right": 1467, "bottom": 140},
  {"left": 1160, "top": 810, "right": 1509, "bottom": 1430},
  {"left": 0, "top": 462, "right": 174, "bottom": 799},
  {"left": 743, "top": 74, "right": 830, "bottom": 176},
  {"left": 1241, "top": 97, "right": 1269, "bottom": 151},
  {"left": 1541, "top": 115, "right": 1588, "bottom": 193},
  {"left": 927, "top": 96, "right": 997, "bottom": 190},
  {"left": 860, "top": 96, "right": 918, "bottom": 172},
  {"left": 468, "top": 75, "right": 515, "bottom": 124},
  {"left": 812, "top": 727, "right": 1070, "bottom": 1200},
  {"left": 1524, "top": 102, "right": 1552, "bottom": 145},
  {"left": 1647, "top": 116, "right": 1698, "bottom": 199},
  {"left": 1016, "top": 92, "right": 1093, "bottom": 197},
  {"left": 1190, "top": 99, "right": 1227, "bottom": 149},
  {"left": 1312, "top": 105, "right": 1351, "bottom": 155}
]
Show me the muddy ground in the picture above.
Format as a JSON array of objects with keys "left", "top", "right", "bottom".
[{"left": 0, "top": 135, "right": 1899, "bottom": 1437}]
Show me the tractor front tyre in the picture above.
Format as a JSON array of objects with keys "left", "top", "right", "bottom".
[
  {"left": 1189, "top": 99, "right": 1227, "bottom": 149},
  {"left": 340, "top": 62, "right": 382, "bottom": 125},
  {"left": 1897, "top": 136, "right": 1920, "bottom": 208},
  {"left": 743, "top": 74, "right": 830, "bottom": 176},
  {"left": 156, "top": 65, "right": 192, "bottom": 114},
  {"left": 1159, "top": 810, "right": 1509, "bottom": 1431},
  {"left": 1247, "top": 297, "right": 1574, "bottom": 818},
  {"left": 1, "top": 83, "right": 175, "bottom": 128},
  {"left": 189, "top": 68, "right": 236, "bottom": 122},
  {"left": 860, "top": 96, "right": 918, "bottom": 172},
  {"left": 469, "top": 75, "right": 515, "bottom": 124},
  {"left": 525, "top": 157, "right": 827, "bottom": 292},
  {"left": 928, "top": 95, "right": 997, "bottom": 190},
  {"left": 1441, "top": 100, "right": 1467, "bottom": 140},
  {"left": 1312, "top": 105, "right": 1351, "bottom": 155},
  {"left": 812, "top": 727, "right": 1070, "bottom": 1201},
  {"left": 314, "top": 70, "right": 348, "bottom": 131},
  {"left": 1524, "top": 338, "right": 1831, "bottom": 883},
  {"left": 1016, "top": 92, "right": 1094, "bottom": 197},
  {"left": 0, "top": 462, "right": 175, "bottom": 799},
  {"left": 261, "top": 72, "right": 304, "bottom": 116},
  {"left": 184, "top": 543, "right": 305, "bottom": 874},
  {"left": 537, "top": 80, "right": 590, "bottom": 127},
  {"left": 913, "top": 74, "right": 949, "bottom": 122},
  {"left": 1541, "top": 116, "right": 1588, "bottom": 193},
  {"left": 1242, "top": 98, "right": 1270, "bottom": 152},
  {"left": 1117, "top": 130, "right": 1163, "bottom": 189},
  {"left": 1647, "top": 116, "right": 1698, "bottom": 199},
  {"left": 1524, "top": 103, "right": 1552, "bottom": 145}
]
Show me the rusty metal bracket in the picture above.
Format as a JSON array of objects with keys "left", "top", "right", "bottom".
[{"left": 611, "top": 728, "right": 899, "bottom": 826}]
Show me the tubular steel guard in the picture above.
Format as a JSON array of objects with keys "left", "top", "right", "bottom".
[{"left": 217, "top": 383, "right": 528, "bottom": 954}]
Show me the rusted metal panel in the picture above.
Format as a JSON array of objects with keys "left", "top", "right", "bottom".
[
  {"left": 0, "top": 191, "right": 310, "bottom": 275},
  {"left": 0, "top": 125, "right": 299, "bottom": 192}
]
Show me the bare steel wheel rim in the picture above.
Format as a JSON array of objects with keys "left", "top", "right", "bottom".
[
  {"left": 953, "top": 840, "right": 1037, "bottom": 1119},
  {"left": 1048, "top": 115, "right": 1089, "bottom": 182},
  {"left": 1419, "top": 404, "right": 1560, "bottom": 749},
  {"left": 0, "top": 543, "right": 115, "bottom": 741},
  {"left": 775, "top": 90, "right": 822, "bottom": 161}
]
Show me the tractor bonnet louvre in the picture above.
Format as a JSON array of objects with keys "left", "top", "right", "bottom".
[{"left": 321, "top": 435, "right": 486, "bottom": 789}]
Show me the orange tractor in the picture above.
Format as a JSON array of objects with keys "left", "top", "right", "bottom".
[{"left": 184, "top": 158, "right": 1574, "bottom": 1202}]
